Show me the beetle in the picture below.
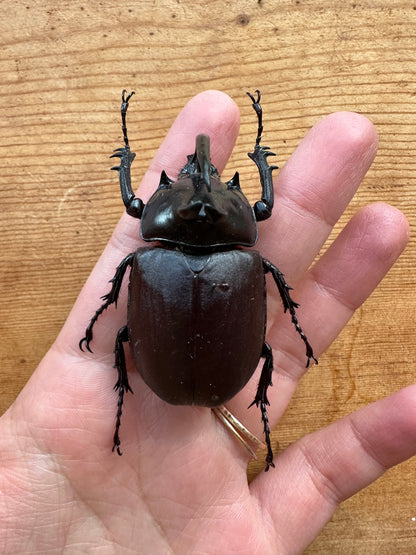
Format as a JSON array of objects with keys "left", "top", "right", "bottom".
[{"left": 80, "top": 90, "right": 317, "bottom": 470}]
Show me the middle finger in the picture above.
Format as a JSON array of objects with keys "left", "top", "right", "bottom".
[{"left": 258, "top": 110, "right": 378, "bottom": 281}]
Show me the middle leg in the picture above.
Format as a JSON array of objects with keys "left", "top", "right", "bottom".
[{"left": 263, "top": 258, "right": 317, "bottom": 367}]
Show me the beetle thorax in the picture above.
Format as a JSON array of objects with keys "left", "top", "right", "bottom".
[
  {"left": 140, "top": 134, "right": 258, "bottom": 250},
  {"left": 140, "top": 174, "right": 258, "bottom": 249}
]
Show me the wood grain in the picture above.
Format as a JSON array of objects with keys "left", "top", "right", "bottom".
[{"left": 0, "top": 1, "right": 415, "bottom": 552}]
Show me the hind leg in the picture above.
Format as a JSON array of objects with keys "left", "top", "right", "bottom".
[
  {"left": 112, "top": 325, "right": 133, "bottom": 455},
  {"left": 250, "top": 341, "right": 275, "bottom": 470}
]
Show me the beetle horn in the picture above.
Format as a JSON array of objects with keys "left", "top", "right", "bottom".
[
  {"left": 157, "top": 170, "right": 174, "bottom": 190},
  {"left": 226, "top": 171, "right": 241, "bottom": 190},
  {"left": 195, "top": 134, "right": 211, "bottom": 191}
]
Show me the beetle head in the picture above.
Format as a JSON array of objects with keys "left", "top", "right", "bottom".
[{"left": 140, "top": 134, "right": 258, "bottom": 249}]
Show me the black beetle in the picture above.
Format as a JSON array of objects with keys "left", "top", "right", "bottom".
[{"left": 80, "top": 90, "right": 317, "bottom": 470}]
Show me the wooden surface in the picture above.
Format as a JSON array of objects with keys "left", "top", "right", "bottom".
[{"left": 1, "top": 1, "right": 415, "bottom": 552}]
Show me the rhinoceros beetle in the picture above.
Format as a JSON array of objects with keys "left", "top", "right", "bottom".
[{"left": 80, "top": 90, "right": 317, "bottom": 470}]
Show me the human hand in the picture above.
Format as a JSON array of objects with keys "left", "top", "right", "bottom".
[{"left": 1, "top": 90, "right": 413, "bottom": 555}]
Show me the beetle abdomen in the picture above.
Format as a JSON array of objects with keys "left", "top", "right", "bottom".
[{"left": 128, "top": 247, "right": 266, "bottom": 406}]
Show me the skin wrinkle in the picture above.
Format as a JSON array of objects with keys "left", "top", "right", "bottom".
[
  {"left": 295, "top": 439, "right": 342, "bottom": 509},
  {"left": 175, "top": 500, "right": 243, "bottom": 552},
  {"left": 308, "top": 269, "right": 358, "bottom": 314},
  {"left": 107, "top": 214, "right": 142, "bottom": 255},
  {"left": 260, "top": 195, "right": 332, "bottom": 283},
  {"left": 1, "top": 460, "right": 68, "bottom": 554},
  {"left": 272, "top": 348, "right": 313, "bottom": 385},
  {"left": 9, "top": 373, "right": 165, "bottom": 555},
  {"left": 292, "top": 415, "right": 388, "bottom": 515},
  {"left": 276, "top": 192, "right": 334, "bottom": 236},
  {"left": 115, "top": 464, "right": 172, "bottom": 555},
  {"left": 153, "top": 494, "right": 246, "bottom": 554},
  {"left": 65, "top": 464, "right": 166, "bottom": 555},
  {"left": 347, "top": 416, "right": 389, "bottom": 474},
  {"left": 137, "top": 429, "right": 263, "bottom": 554},
  {"left": 136, "top": 447, "right": 226, "bottom": 553},
  {"left": 277, "top": 167, "right": 347, "bottom": 230}
]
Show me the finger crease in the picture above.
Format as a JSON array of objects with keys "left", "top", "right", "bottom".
[
  {"left": 278, "top": 191, "right": 338, "bottom": 232},
  {"left": 297, "top": 439, "right": 344, "bottom": 508},
  {"left": 309, "top": 270, "right": 358, "bottom": 313},
  {"left": 348, "top": 416, "right": 389, "bottom": 474},
  {"left": 273, "top": 349, "right": 310, "bottom": 384}
]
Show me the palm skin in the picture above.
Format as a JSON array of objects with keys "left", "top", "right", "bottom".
[{"left": 0, "top": 90, "right": 413, "bottom": 555}]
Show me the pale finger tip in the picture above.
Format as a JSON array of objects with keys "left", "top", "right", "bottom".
[
  {"left": 176, "top": 89, "right": 240, "bottom": 138},
  {"left": 304, "top": 111, "right": 379, "bottom": 182},
  {"left": 277, "top": 111, "right": 379, "bottom": 230},
  {"left": 181, "top": 90, "right": 241, "bottom": 166},
  {"left": 149, "top": 90, "right": 240, "bottom": 179},
  {"left": 319, "top": 110, "right": 379, "bottom": 153},
  {"left": 356, "top": 202, "right": 410, "bottom": 264},
  {"left": 186, "top": 89, "right": 240, "bottom": 113}
]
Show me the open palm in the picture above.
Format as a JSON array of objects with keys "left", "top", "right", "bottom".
[{"left": 1, "top": 90, "right": 414, "bottom": 555}]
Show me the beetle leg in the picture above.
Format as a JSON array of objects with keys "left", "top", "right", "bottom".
[
  {"left": 79, "top": 252, "right": 135, "bottom": 352},
  {"left": 120, "top": 89, "right": 135, "bottom": 148},
  {"left": 247, "top": 90, "right": 278, "bottom": 222},
  {"left": 263, "top": 258, "right": 318, "bottom": 367},
  {"left": 112, "top": 325, "right": 133, "bottom": 456},
  {"left": 249, "top": 342, "right": 275, "bottom": 470},
  {"left": 110, "top": 90, "right": 144, "bottom": 219}
]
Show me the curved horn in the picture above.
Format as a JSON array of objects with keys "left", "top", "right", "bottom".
[{"left": 196, "top": 134, "right": 211, "bottom": 191}]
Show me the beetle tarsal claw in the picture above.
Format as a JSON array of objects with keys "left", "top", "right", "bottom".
[{"left": 212, "top": 405, "right": 265, "bottom": 459}]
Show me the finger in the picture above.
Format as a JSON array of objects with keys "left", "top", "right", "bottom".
[
  {"left": 226, "top": 202, "right": 409, "bottom": 440},
  {"left": 251, "top": 383, "right": 416, "bottom": 554},
  {"left": 258, "top": 111, "right": 379, "bottom": 280},
  {"left": 269, "top": 201, "right": 409, "bottom": 385},
  {"left": 58, "top": 90, "right": 240, "bottom": 354}
]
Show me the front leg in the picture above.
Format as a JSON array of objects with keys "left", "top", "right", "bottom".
[
  {"left": 247, "top": 90, "right": 278, "bottom": 222},
  {"left": 263, "top": 258, "right": 318, "bottom": 367},
  {"left": 110, "top": 90, "right": 144, "bottom": 219},
  {"left": 79, "top": 252, "right": 135, "bottom": 352}
]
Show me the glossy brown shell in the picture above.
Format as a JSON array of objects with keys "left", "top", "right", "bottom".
[{"left": 128, "top": 247, "right": 266, "bottom": 406}]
